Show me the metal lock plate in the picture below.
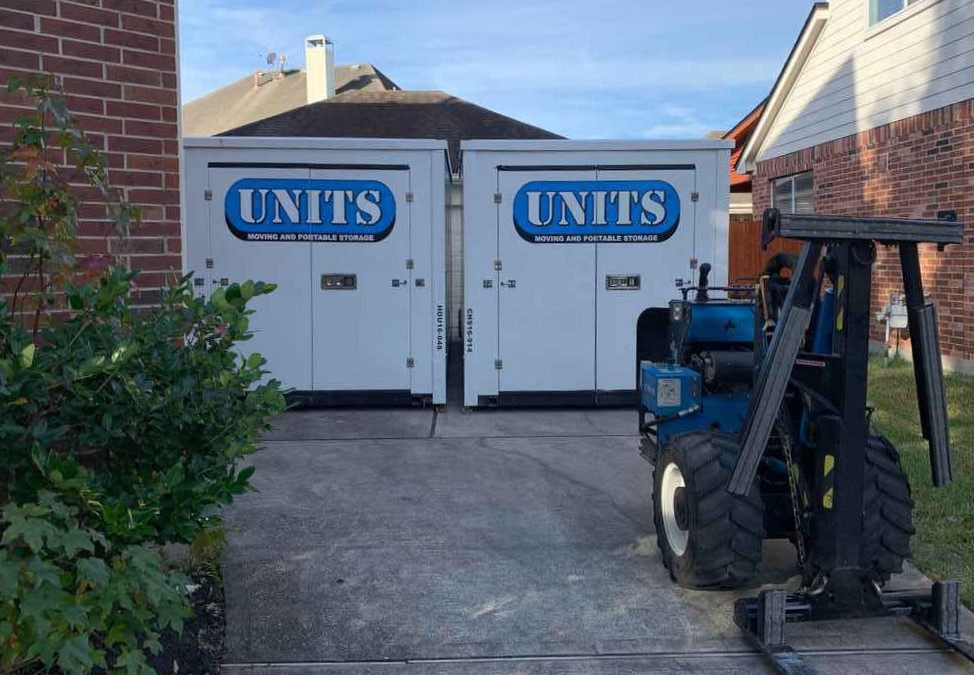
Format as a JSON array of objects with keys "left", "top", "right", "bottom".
[
  {"left": 606, "top": 274, "right": 640, "bottom": 291},
  {"left": 321, "top": 274, "right": 357, "bottom": 290}
]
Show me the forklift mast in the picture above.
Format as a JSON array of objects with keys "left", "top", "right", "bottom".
[
  {"left": 730, "top": 209, "right": 968, "bottom": 673},
  {"left": 731, "top": 209, "right": 960, "bottom": 499}
]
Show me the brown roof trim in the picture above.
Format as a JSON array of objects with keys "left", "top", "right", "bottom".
[{"left": 723, "top": 97, "right": 768, "bottom": 142}]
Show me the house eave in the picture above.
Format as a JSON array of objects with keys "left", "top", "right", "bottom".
[{"left": 737, "top": 3, "right": 830, "bottom": 175}]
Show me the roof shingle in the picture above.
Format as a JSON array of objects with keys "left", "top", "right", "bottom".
[
  {"left": 182, "top": 64, "right": 399, "bottom": 137},
  {"left": 219, "top": 90, "right": 563, "bottom": 169}
]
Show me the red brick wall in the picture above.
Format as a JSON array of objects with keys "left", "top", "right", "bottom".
[
  {"left": 0, "top": 0, "right": 180, "bottom": 307},
  {"left": 753, "top": 99, "right": 974, "bottom": 362}
]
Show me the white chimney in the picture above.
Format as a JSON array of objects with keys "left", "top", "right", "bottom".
[{"left": 305, "top": 35, "right": 336, "bottom": 104}]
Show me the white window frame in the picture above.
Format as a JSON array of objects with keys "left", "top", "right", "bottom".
[
  {"left": 868, "top": 0, "right": 922, "bottom": 26},
  {"left": 772, "top": 172, "right": 814, "bottom": 215}
]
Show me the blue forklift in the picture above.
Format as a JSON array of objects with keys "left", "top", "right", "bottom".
[{"left": 637, "top": 208, "right": 971, "bottom": 672}]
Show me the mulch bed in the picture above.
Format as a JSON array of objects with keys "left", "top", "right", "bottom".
[{"left": 147, "top": 571, "right": 225, "bottom": 675}]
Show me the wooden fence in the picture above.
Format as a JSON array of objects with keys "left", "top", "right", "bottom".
[{"left": 728, "top": 219, "right": 803, "bottom": 285}]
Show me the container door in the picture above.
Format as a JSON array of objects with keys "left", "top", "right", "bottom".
[
  {"left": 595, "top": 166, "right": 697, "bottom": 393},
  {"left": 311, "top": 167, "right": 412, "bottom": 392},
  {"left": 496, "top": 169, "right": 597, "bottom": 394},
  {"left": 208, "top": 166, "right": 313, "bottom": 391}
]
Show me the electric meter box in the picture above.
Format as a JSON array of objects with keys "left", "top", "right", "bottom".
[
  {"left": 461, "top": 140, "right": 732, "bottom": 408},
  {"left": 183, "top": 137, "right": 449, "bottom": 406}
]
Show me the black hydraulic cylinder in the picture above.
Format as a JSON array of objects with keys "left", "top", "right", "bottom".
[
  {"left": 729, "top": 241, "right": 823, "bottom": 496},
  {"left": 901, "top": 243, "right": 953, "bottom": 486}
]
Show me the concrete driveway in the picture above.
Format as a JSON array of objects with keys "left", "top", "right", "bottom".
[{"left": 221, "top": 407, "right": 974, "bottom": 674}]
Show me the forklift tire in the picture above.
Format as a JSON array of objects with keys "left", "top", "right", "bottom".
[
  {"left": 861, "top": 435, "right": 915, "bottom": 584},
  {"left": 654, "top": 431, "right": 765, "bottom": 589}
]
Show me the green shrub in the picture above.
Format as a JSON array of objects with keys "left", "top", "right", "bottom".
[
  {"left": 2, "top": 268, "right": 284, "bottom": 545},
  {"left": 0, "top": 494, "right": 191, "bottom": 674},
  {"left": 0, "top": 77, "right": 286, "bottom": 673}
]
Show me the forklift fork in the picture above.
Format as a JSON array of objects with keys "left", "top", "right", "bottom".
[{"left": 735, "top": 580, "right": 974, "bottom": 675}]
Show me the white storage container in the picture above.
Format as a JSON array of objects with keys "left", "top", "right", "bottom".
[
  {"left": 461, "top": 140, "right": 732, "bottom": 407},
  {"left": 183, "top": 137, "right": 449, "bottom": 406}
]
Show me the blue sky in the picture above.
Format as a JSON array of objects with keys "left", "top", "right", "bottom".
[{"left": 179, "top": 1, "right": 813, "bottom": 139}]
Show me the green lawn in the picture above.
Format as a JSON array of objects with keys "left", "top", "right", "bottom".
[{"left": 868, "top": 357, "right": 974, "bottom": 606}]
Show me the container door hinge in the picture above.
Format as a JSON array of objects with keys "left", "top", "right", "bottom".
[
  {"left": 406, "top": 358, "right": 415, "bottom": 368},
  {"left": 493, "top": 192, "right": 502, "bottom": 204},
  {"left": 494, "top": 260, "right": 502, "bottom": 271},
  {"left": 204, "top": 190, "right": 213, "bottom": 201},
  {"left": 405, "top": 192, "right": 414, "bottom": 203},
  {"left": 691, "top": 191, "right": 700, "bottom": 202},
  {"left": 406, "top": 258, "right": 414, "bottom": 270},
  {"left": 495, "top": 359, "right": 503, "bottom": 370}
]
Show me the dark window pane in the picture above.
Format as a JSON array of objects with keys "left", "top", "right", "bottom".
[
  {"left": 872, "top": 0, "right": 905, "bottom": 24},
  {"left": 773, "top": 178, "right": 793, "bottom": 213},
  {"left": 793, "top": 172, "right": 814, "bottom": 214}
]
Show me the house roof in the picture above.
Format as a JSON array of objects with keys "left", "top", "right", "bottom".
[
  {"left": 182, "top": 64, "right": 400, "bottom": 137},
  {"left": 724, "top": 99, "right": 767, "bottom": 190},
  {"left": 737, "top": 3, "right": 830, "bottom": 174},
  {"left": 219, "top": 90, "right": 563, "bottom": 168}
]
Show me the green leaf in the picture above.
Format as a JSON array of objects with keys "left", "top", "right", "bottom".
[
  {"left": 104, "top": 621, "right": 130, "bottom": 648},
  {"left": 20, "top": 343, "right": 36, "bottom": 368},
  {"left": 61, "top": 526, "right": 95, "bottom": 557},
  {"left": 61, "top": 603, "right": 89, "bottom": 629},
  {"left": 76, "top": 557, "right": 109, "bottom": 587},
  {"left": 115, "top": 647, "right": 149, "bottom": 675},
  {"left": 240, "top": 280, "right": 255, "bottom": 301},
  {"left": 2, "top": 510, "right": 54, "bottom": 552},
  {"left": 237, "top": 465, "right": 256, "bottom": 484},
  {"left": 56, "top": 635, "right": 95, "bottom": 675},
  {"left": 0, "top": 556, "right": 21, "bottom": 596},
  {"left": 27, "top": 556, "right": 63, "bottom": 588},
  {"left": 224, "top": 284, "right": 243, "bottom": 305}
]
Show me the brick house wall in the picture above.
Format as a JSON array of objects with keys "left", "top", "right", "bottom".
[
  {"left": 752, "top": 99, "right": 974, "bottom": 366},
  {"left": 0, "top": 0, "right": 180, "bottom": 307}
]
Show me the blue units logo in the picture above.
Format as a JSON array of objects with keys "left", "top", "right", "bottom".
[
  {"left": 512, "top": 180, "right": 681, "bottom": 243},
  {"left": 224, "top": 178, "right": 396, "bottom": 242}
]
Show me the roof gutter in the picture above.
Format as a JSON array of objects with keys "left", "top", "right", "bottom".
[{"left": 737, "top": 3, "right": 830, "bottom": 175}]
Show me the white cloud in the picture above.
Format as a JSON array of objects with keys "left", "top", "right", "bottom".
[
  {"left": 177, "top": 0, "right": 805, "bottom": 138},
  {"left": 639, "top": 105, "right": 723, "bottom": 140}
]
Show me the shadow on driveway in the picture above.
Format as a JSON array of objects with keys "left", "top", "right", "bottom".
[{"left": 222, "top": 407, "right": 974, "bottom": 674}]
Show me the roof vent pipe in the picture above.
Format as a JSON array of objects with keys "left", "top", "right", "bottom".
[{"left": 305, "top": 35, "right": 335, "bottom": 104}]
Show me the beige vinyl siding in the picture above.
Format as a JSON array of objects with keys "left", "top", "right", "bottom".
[{"left": 760, "top": 0, "right": 974, "bottom": 161}]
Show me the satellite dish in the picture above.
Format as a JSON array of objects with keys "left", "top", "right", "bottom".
[{"left": 266, "top": 52, "right": 277, "bottom": 67}]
